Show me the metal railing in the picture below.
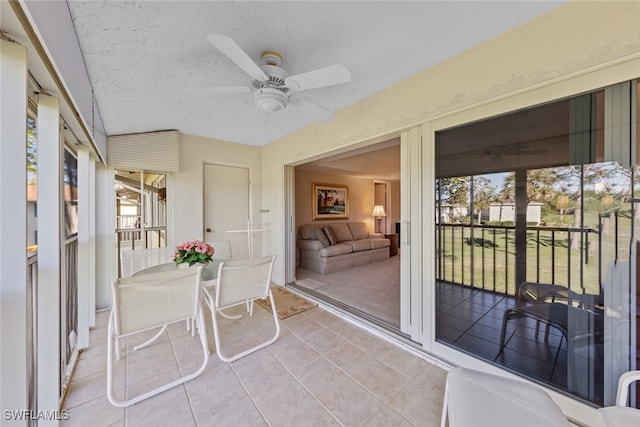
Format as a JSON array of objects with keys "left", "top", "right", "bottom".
[
  {"left": 27, "top": 238, "right": 80, "bottom": 416},
  {"left": 61, "top": 238, "right": 78, "bottom": 399},
  {"left": 116, "top": 215, "right": 141, "bottom": 241},
  {"left": 436, "top": 222, "right": 605, "bottom": 296}
]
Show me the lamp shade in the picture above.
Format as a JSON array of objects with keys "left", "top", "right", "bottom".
[{"left": 372, "top": 205, "right": 386, "bottom": 217}]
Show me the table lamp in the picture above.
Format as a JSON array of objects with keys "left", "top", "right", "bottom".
[{"left": 372, "top": 205, "right": 386, "bottom": 233}]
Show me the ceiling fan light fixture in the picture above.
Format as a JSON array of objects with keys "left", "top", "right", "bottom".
[{"left": 254, "top": 87, "right": 288, "bottom": 112}]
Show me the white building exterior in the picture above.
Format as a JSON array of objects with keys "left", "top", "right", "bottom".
[{"left": 488, "top": 202, "right": 543, "bottom": 225}]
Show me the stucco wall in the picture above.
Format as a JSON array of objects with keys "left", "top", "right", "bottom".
[{"left": 262, "top": 1, "right": 640, "bottom": 284}]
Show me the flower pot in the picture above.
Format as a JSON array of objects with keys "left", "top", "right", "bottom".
[{"left": 177, "top": 262, "right": 209, "bottom": 270}]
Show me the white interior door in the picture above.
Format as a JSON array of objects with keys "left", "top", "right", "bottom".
[{"left": 204, "top": 164, "right": 249, "bottom": 259}]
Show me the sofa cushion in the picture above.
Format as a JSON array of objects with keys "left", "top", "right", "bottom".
[
  {"left": 349, "top": 239, "right": 371, "bottom": 252},
  {"left": 299, "top": 224, "right": 320, "bottom": 240},
  {"left": 369, "top": 238, "right": 391, "bottom": 249},
  {"left": 313, "top": 227, "right": 331, "bottom": 247},
  {"left": 328, "top": 223, "right": 353, "bottom": 243},
  {"left": 348, "top": 222, "right": 369, "bottom": 240},
  {"left": 323, "top": 224, "right": 338, "bottom": 245},
  {"left": 319, "top": 243, "right": 353, "bottom": 257}
]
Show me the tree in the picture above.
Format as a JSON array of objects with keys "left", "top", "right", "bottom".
[
  {"left": 472, "top": 176, "right": 497, "bottom": 223},
  {"left": 437, "top": 177, "right": 470, "bottom": 223},
  {"left": 527, "top": 169, "right": 558, "bottom": 203},
  {"left": 499, "top": 172, "right": 515, "bottom": 202},
  {"left": 438, "top": 177, "right": 469, "bottom": 206},
  {"left": 27, "top": 117, "right": 37, "bottom": 184}
]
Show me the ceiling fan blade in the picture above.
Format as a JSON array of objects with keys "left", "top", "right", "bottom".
[
  {"left": 285, "top": 64, "right": 351, "bottom": 91},
  {"left": 506, "top": 149, "right": 547, "bottom": 156},
  {"left": 206, "top": 34, "right": 268, "bottom": 82},
  {"left": 209, "top": 86, "right": 251, "bottom": 94}
]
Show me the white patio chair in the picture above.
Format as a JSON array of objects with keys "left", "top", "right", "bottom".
[
  {"left": 120, "top": 246, "right": 174, "bottom": 277},
  {"left": 107, "top": 266, "right": 209, "bottom": 407},
  {"left": 206, "top": 239, "right": 263, "bottom": 314},
  {"left": 598, "top": 370, "right": 640, "bottom": 426},
  {"left": 202, "top": 255, "right": 279, "bottom": 362},
  {"left": 440, "top": 367, "right": 568, "bottom": 427}
]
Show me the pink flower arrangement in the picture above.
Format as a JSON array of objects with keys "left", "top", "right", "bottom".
[{"left": 173, "top": 240, "right": 215, "bottom": 266}]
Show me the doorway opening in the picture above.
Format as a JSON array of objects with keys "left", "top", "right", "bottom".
[{"left": 288, "top": 138, "right": 403, "bottom": 332}]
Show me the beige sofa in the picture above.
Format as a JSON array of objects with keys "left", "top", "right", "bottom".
[{"left": 297, "top": 222, "right": 390, "bottom": 274}]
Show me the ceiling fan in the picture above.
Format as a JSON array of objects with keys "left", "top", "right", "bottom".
[{"left": 206, "top": 34, "right": 351, "bottom": 115}]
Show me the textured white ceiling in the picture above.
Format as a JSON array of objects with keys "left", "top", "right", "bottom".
[{"left": 67, "top": 1, "right": 564, "bottom": 146}]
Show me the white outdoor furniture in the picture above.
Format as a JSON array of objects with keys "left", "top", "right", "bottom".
[
  {"left": 202, "top": 255, "right": 279, "bottom": 362},
  {"left": 597, "top": 370, "right": 640, "bottom": 426},
  {"left": 132, "top": 258, "right": 229, "bottom": 334},
  {"left": 132, "top": 258, "right": 227, "bottom": 282},
  {"left": 440, "top": 367, "right": 569, "bottom": 427},
  {"left": 120, "top": 246, "right": 174, "bottom": 277},
  {"left": 107, "top": 266, "right": 208, "bottom": 407}
]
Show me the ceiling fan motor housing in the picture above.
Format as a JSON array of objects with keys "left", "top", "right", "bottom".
[
  {"left": 254, "top": 87, "right": 288, "bottom": 112},
  {"left": 257, "top": 64, "right": 288, "bottom": 87},
  {"left": 254, "top": 56, "right": 289, "bottom": 112}
]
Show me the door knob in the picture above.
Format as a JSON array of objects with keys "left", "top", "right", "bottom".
[{"left": 205, "top": 228, "right": 212, "bottom": 233}]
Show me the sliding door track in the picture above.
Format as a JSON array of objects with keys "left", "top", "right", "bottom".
[{"left": 287, "top": 282, "right": 412, "bottom": 342}]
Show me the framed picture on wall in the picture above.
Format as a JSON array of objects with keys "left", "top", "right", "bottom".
[{"left": 312, "top": 183, "right": 349, "bottom": 220}]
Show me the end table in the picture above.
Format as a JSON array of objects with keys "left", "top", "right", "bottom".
[{"left": 385, "top": 233, "right": 398, "bottom": 256}]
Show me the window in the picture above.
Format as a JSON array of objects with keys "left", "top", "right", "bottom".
[
  {"left": 27, "top": 116, "right": 37, "bottom": 250},
  {"left": 63, "top": 149, "right": 78, "bottom": 238},
  {"left": 114, "top": 170, "right": 167, "bottom": 267}
]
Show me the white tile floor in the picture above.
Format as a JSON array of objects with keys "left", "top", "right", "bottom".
[{"left": 61, "top": 296, "right": 449, "bottom": 426}]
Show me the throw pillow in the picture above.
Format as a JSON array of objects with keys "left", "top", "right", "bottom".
[
  {"left": 348, "top": 222, "right": 369, "bottom": 240},
  {"left": 323, "top": 224, "right": 337, "bottom": 246},
  {"left": 299, "top": 224, "right": 318, "bottom": 240},
  {"left": 313, "top": 227, "right": 331, "bottom": 247},
  {"left": 299, "top": 225, "right": 317, "bottom": 240},
  {"left": 329, "top": 223, "right": 352, "bottom": 242}
]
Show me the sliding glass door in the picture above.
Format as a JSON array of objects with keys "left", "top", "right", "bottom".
[{"left": 434, "top": 80, "right": 638, "bottom": 406}]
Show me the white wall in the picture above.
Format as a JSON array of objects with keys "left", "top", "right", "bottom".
[{"left": 170, "top": 133, "right": 262, "bottom": 249}]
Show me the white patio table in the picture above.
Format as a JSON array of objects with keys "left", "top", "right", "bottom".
[{"left": 132, "top": 258, "right": 227, "bottom": 283}]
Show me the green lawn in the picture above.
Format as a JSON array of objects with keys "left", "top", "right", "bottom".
[{"left": 436, "top": 207, "right": 634, "bottom": 296}]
